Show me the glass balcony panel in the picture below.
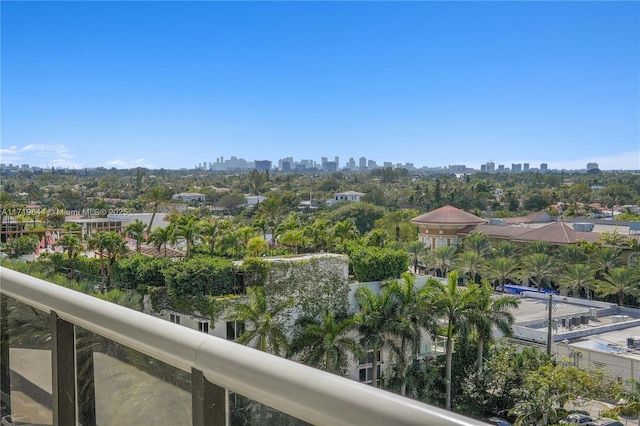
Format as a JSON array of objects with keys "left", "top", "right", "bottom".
[
  {"left": 229, "top": 392, "right": 310, "bottom": 426},
  {"left": 76, "top": 326, "right": 192, "bottom": 425},
  {"left": 3, "top": 295, "right": 53, "bottom": 425}
]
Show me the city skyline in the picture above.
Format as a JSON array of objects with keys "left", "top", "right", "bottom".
[{"left": 2, "top": 2, "right": 638, "bottom": 171}]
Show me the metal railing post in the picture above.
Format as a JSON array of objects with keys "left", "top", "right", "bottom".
[
  {"left": 0, "top": 295, "right": 11, "bottom": 417},
  {"left": 51, "top": 311, "right": 76, "bottom": 426},
  {"left": 192, "top": 367, "right": 227, "bottom": 426}
]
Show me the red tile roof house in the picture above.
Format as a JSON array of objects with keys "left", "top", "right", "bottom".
[{"left": 411, "top": 205, "right": 486, "bottom": 250}]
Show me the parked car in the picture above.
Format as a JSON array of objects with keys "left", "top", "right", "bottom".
[
  {"left": 559, "top": 414, "right": 594, "bottom": 424},
  {"left": 588, "top": 419, "right": 623, "bottom": 426},
  {"left": 483, "top": 417, "right": 512, "bottom": 426}
]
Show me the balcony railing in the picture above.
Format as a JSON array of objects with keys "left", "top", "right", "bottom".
[{"left": 0, "top": 267, "right": 486, "bottom": 425}]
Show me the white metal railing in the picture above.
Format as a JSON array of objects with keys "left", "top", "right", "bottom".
[{"left": 0, "top": 267, "right": 486, "bottom": 425}]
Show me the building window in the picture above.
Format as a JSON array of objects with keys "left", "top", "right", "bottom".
[
  {"left": 436, "top": 238, "right": 447, "bottom": 248},
  {"left": 359, "top": 349, "right": 381, "bottom": 365},
  {"left": 226, "top": 320, "right": 245, "bottom": 340},
  {"left": 170, "top": 313, "right": 181, "bottom": 325},
  {"left": 358, "top": 365, "right": 381, "bottom": 384},
  {"left": 198, "top": 321, "right": 209, "bottom": 334}
]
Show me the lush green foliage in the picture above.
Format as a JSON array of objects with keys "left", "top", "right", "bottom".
[
  {"left": 163, "top": 256, "right": 236, "bottom": 298},
  {"left": 351, "top": 246, "right": 409, "bottom": 282}
]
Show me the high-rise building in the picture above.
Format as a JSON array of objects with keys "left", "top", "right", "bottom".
[
  {"left": 523, "top": 163, "right": 530, "bottom": 172},
  {"left": 485, "top": 161, "right": 495, "bottom": 173},
  {"left": 512, "top": 163, "right": 522, "bottom": 173},
  {"left": 334, "top": 156, "right": 339, "bottom": 170},
  {"left": 254, "top": 160, "right": 271, "bottom": 172},
  {"left": 359, "top": 157, "right": 367, "bottom": 168},
  {"left": 587, "top": 162, "right": 599, "bottom": 171},
  {"left": 540, "top": 163, "right": 548, "bottom": 172}
]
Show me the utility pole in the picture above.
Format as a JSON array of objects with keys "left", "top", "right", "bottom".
[{"left": 547, "top": 294, "right": 553, "bottom": 356}]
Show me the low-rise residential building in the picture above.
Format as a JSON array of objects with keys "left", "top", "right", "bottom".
[
  {"left": 171, "top": 192, "right": 205, "bottom": 203},
  {"left": 326, "top": 191, "right": 365, "bottom": 206}
]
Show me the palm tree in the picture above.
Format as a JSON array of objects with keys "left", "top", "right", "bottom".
[
  {"left": 247, "top": 169, "right": 266, "bottom": 195},
  {"left": 332, "top": 219, "right": 359, "bottom": 253},
  {"left": 353, "top": 285, "right": 409, "bottom": 389},
  {"left": 56, "top": 234, "right": 84, "bottom": 280},
  {"left": 384, "top": 272, "right": 428, "bottom": 396},
  {"left": 279, "top": 229, "right": 304, "bottom": 254},
  {"left": 144, "top": 186, "right": 170, "bottom": 232},
  {"left": 470, "top": 283, "right": 518, "bottom": 375},
  {"left": 483, "top": 256, "right": 520, "bottom": 292},
  {"left": 97, "top": 231, "right": 128, "bottom": 289},
  {"left": 375, "top": 210, "right": 417, "bottom": 242},
  {"left": 148, "top": 226, "right": 173, "bottom": 257},
  {"left": 463, "top": 232, "right": 492, "bottom": 258},
  {"left": 421, "top": 271, "right": 479, "bottom": 410},
  {"left": 520, "top": 253, "right": 556, "bottom": 292},
  {"left": 591, "top": 246, "right": 621, "bottom": 278},
  {"left": 509, "top": 385, "right": 564, "bottom": 426},
  {"left": 405, "top": 241, "right": 426, "bottom": 273},
  {"left": 228, "top": 286, "right": 292, "bottom": 356},
  {"left": 556, "top": 244, "right": 587, "bottom": 265},
  {"left": 455, "top": 251, "right": 485, "bottom": 284},
  {"left": 597, "top": 266, "right": 639, "bottom": 306},
  {"left": 290, "top": 309, "right": 361, "bottom": 375},
  {"left": 525, "top": 240, "right": 553, "bottom": 255},
  {"left": 174, "top": 214, "right": 200, "bottom": 258},
  {"left": 257, "top": 196, "right": 287, "bottom": 242},
  {"left": 430, "top": 245, "right": 458, "bottom": 277},
  {"left": 304, "top": 219, "right": 331, "bottom": 253},
  {"left": 558, "top": 263, "right": 596, "bottom": 299},
  {"left": 612, "top": 378, "right": 640, "bottom": 418},
  {"left": 491, "top": 241, "right": 520, "bottom": 259},
  {"left": 253, "top": 217, "right": 270, "bottom": 240},
  {"left": 125, "top": 219, "right": 146, "bottom": 252}
]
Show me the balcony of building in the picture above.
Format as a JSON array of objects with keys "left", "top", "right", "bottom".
[{"left": 0, "top": 267, "right": 485, "bottom": 425}]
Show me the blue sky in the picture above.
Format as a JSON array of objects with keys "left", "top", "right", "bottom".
[{"left": 2, "top": 1, "right": 639, "bottom": 171}]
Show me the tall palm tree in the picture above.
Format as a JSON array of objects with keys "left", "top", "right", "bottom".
[
  {"left": 279, "top": 229, "right": 305, "bottom": 254},
  {"left": 597, "top": 266, "right": 639, "bottom": 306},
  {"left": 470, "top": 283, "right": 518, "bottom": 375},
  {"left": 405, "top": 241, "right": 426, "bottom": 273},
  {"left": 491, "top": 241, "right": 520, "bottom": 259},
  {"left": 520, "top": 253, "right": 556, "bottom": 292},
  {"left": 148, "top": 226, "right": 173, "bottom": 257},
  {"left": 456, "top": 251, "right": 485, "bottom": 284},
  {"left": 525, "top": 240, "right": 553, "bottom": 255},
  {"left": 591, "top": 246, "right": 621, "bottom": 278},
  {"left": 289, "top": 309, "right": 361, "bottom": 375},
  {"left": 430, "top": 245, "right": 458, "bottom": 277},
  {"left": 56, "top": 234, "right": 84, "bottom": 280},
  {"left": 97, "top": 231, "right": 128, "bottom": 289},
  {"left": 421, "top": 271, "right": 479, "bottom": 410},
  {"left": 144, "top": 186, "right": 170, "bottom": 232},
  {"left": 384, "top": 272, "right": 428, "bottom": 396},
  {"left": 332, "top": 219, "right": 359, "bottom": 253},
  {"left": 353, "top": 285, "right": 408, "bottom": 388},
  {"left": 374, "top": 210, "right": 417, "bottom": 242},
  {"left": 463, "top": 232, "right": 492, "bottom": 258},
  {"left": 304, "top": 219, "right": 331, "bottom": 253},
  {"left": 558, "top": 263, "right": 596, "bottom": 299},
  {"left": 228, "top": 286, "right": 292, "bottom": 356},
  {"left": 174, "top": 214, "right": 200, "bottom": 258},
  {"left": 125, "top": 219, "right": 146, "bottom": 252},
  {"left": 257, "top": 196, "right": 287, "bottom": 242},
  {"left": 483, "top": 256, "right": 520, "bottom": 292},
  {"left": 556, "top": 244, "right": 587, "bottom": 265}
]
